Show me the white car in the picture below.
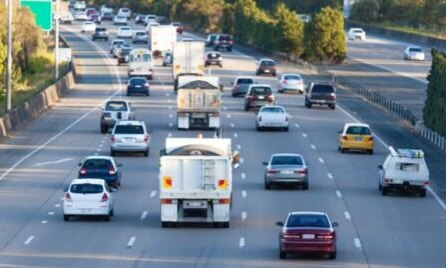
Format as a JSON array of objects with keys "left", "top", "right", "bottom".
[
  {"left": 347, "top": 28, "right": 366, "bottom": 41},
  {"left": 111, "top": 120, "right": 150, "bottom": 157},
  {"left": 113, "top": 15, "right": 127, "bottom": 25},
  {"left": 256, "top": 105, "right": 289, "bottom": 131},
  {"left": 132, "top": 31, "right": 148, "bottom": 44},
  {"left": 145, "top": 22, "right": 160, "bottom": 34},
  {"left": 144, "top": 14, "right": 157, "bottom": 25},
  {"left": 117, "top": 26, "right": 133, "bottom": 38},
  {"left": 109, "top": 39, "right": 125, "bottom": 53},
  {"left": 100, "top": 4, "right": 113, "bottom": 14},
  {"left": 278, "top": 73, "right": 304, "bottom": 94},
  {"left": 81, "top": 21, "right": 96, "bottom": 33},
  {"left": 113, "top": 44, "right": 133, "bottom": 58},
  {"left": 403, "top": 46, "right": 425, "bottom": 61},
  {"left": 63, "top": 178, "right": 114, "bottom": 221},
  {"left": 117, "top": 8, "right": 131, "bottom": 18},
  {"left": 74, "top": 11, "right": 88, "bottom": 21},
  {"left": 59, "top": 12, "right": 74, "bottom": 24},
  {"left": 74, "top": 1, "right": 86, "bottom": 11}
]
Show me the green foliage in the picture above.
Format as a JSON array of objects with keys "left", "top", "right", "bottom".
[
  {"left": 423, "top": 49, "right": 446, "bottom": 136},
  {"left": 256, "top": 0, "right": 342, "bottom": 13},
  {"left": 273, "top": 3, "right": 304, "bottom": 59},
  {"left": 304, "top": 6, "right": 346, "bottom": 63},
  {"left": 28, "top": 53, "right": 53, "bottom": 74}
]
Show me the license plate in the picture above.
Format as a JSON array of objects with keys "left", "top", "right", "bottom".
[
  {"left": 135, "top": 85, "right": 141, "bottom": 88},
  {"left": 302, "top": 234, "right": 315, "bottom": 239},
  {"left": 192, "top": 113, "right": 206, "bottom": 118},
  {"left": 354, "top": 137, "right": 362, "bottom": 141},
  {"left": 264, "top": 70, "right": 270, "bottom": 73},
  {"left": 258, "top": 96, "right": 265, "bottom": 100},
  {"left": 125, "top": 137, "right": 136, "bottom": 142},
  {"left": 393, "top": 179, "right": 403, "bottom": 184},
  {"left": 281, "top": 170, "right": 293, "bottom": 174}
]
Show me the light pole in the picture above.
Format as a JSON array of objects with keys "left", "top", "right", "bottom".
[{"left": 6, "top": 0, "right": 12, "bottom": 111}]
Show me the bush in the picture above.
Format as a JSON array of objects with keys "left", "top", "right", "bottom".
[{"left": 28, "top": 53, "right": 53, "bottom": 74}]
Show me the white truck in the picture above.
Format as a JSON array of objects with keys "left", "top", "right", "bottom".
[
  {"left": 173, "top": 41, "right": 205, "bottom": 93},
  {"left": 159, "top": 137, "right": 239, "bottom": 228},
  {"left": 150, "top": 25, "right": 176, "bottom": 57},
  {"left": 177, "top": 76, "right": 221, "bottom": 130},
  {"left": 378, "top": 146, "right": 430, "bottom": 197},
  {"left": 127, "top": 48, "right": 154, "bottom": 80}
]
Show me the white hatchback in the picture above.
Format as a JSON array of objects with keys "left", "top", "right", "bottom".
[
  {"left": 256, "top": 105, "right": 289, "bottom": 131},
  {"left": 117, "top": 8, "right": 131, "bottom": 18},
  {"left": 347, "top": 28, "right": 366, "bottom": 41},
  {"left": 63, "top": 178, "right": 114, "bottom": 221},
  {"left": 74, "top": 11, "right": 88, "bottom": 21},
  {"left": 278, "top": 73, "right": 304, "bottom": 94},
  {"left": 81, "top": 21, "right": 96, "bottom": 33},
  {"left": 113, "top": 15, "right": 127, "bottom": 25},
  {"left": 117, "top": 26, "right": 133, "bottom": 38}
]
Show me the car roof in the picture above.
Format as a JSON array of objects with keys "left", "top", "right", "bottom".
[
  {"left": 289, "top": 211, "right": 327, "bottom": 217},
  {"left": 249, "top": 84, "right": 271, "bottom": 88},
  {"left": 350, "top": 28, "right": 363, "bottom": 31},
  {"left": 105, "top": 99, "right": 129, "bottom": 104},
  {"left": 344, "top": 122, "right": 370, "bottom": 129},
  {"left": 235, "top": 76, "right": 254, "bottom": 80},
  {"left": 84, "top": 155, "right": 114, "bottom": 161},
  {"left": 115, "top": 120, "right": 144, "bottom": 126},
  {"left": 70, "top": 178, "right": 106, "bottom": 185},
  {"left": 407, "top": 45, "right": 422, "bottom": 49},
  {"left": 271, "top": 153, "right": 302, "bottom": 158},
  {"left": 261, "top": 105, "right": 286, "bottom": 111},
  {"left": 112, "top": 39, "right": 125, "bottom": 43},
  {"left": 259, "top": 58, "right": 274, "bottom": 62},
  {"left": 282, "top": 73, "right": 302, "bottom": 77},
  {"left": 206, "top": 51, "right": 221, "bottom": 55}
]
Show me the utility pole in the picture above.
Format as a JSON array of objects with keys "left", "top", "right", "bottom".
[
  {"left": 54, "top": 0, "right": 59, "bottom": 81},
  {"left": 6, "top": 0, "right": 13, "bottom": 111}
]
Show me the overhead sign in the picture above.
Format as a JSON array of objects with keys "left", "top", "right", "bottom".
[{"left": 20, "top": 0, "right": 53, "bottom": 31}]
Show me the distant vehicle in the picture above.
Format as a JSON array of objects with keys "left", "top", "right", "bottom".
[
  {"left": 92, "top": 27, "right": 108, "bottom": 41},
  {"left": 113, "top": 15, "right": 127, "bottom": 25},
  {"left": 403, "top": 46, "right": 425, "bottom": 61},
  {"left": 172, "top": 41, "right": 205, "bottom": 92},
  {"left": 170, "top": 22, "right": 184, "bottom": 34},
  {"left": 100, "top": 100, "right": 134, "bottom": 133},
  {"left": 73, "top": 1, "right": 86, "bottom": 11},
  {"left": 205, "top": 52, "right": 223, "bottom": 67},
  {"left": 74, "top": 11, "right": 88, "bottom": 21},
  {"left": 101, "top": 12, "right": 114, "bottom": 21},
  {"left": 256, "top": 58, "right": 277, "bottom": 76},
  {"left": 144, "top": 14, "right": 157, "bottom": 25},
  {"left": 100, "top": 5, "right": 113, "bottom": 15},
  {"left": 244, "top": 84, "right": 275, "bottom": 111},
  {"left": 263, "top": 153, "right": 308, "bottom": 189},
  {"left": 81, "top": 21, "right": 96, "bottom": 33},
  {"left": 213, "top": 34, "right": 233, "bottom": 51},
  {"left": 304, "top": 82, "right": 336, "bottom": 109},
  {"left": 117, "top": 26, "right": 133, "bottom": 38},
  {"left": 347, "top": 28, "right": 366, "bottom": 41},
  {"left": 109, "top": 39, "right": 125, "bottom": 53},
  {"left": 135, "top": 14, "right": 147, "bottom": 24},
  {"left": 297, "top": 14, "right": 311, "bottom": 23},
  {"left": 117, "top": 8, "right": 131, "bottom": 18},
  {"left": 231, "top": 76, "right": 256, "bottom": 97},
  {"left": 132, "top": 30, "right": 148, "bottom": 44},
  {"left": 378, "top": 147, "right": 429, "bottom": 197},
  {"left": 150, "top": 25, "right": 177, "bottom": 56},
  {"left": 127, "top": 77, "right": 150, "bottom": 96},
  {"left": 276, "top": 212, "right": 338, "bottom": 259},
  {"left": 127, "top": 48, "right": 154, "bottom": 79},
  {"left": 256, "top": 106, "right": 289, "bottom": 132},
  {"left": 85, "top": 8, "right": 97, "bottom": 17},
  {"left": 112, "top": 43, "right": 125, "bottom": 58},
  {"left": 156, "top": 16, "right": 169, "bottom": 25},
  {"left": 338, "top": 123, "right": 374, "bottom": 154},
  {"left": 145, "top": 21, "right": 160, "bottom": 35},
  {"left": 205, "top": 34, "right": 218, "bottom": 47},
  {"left": 63, "top": 178, "right": 114, "bottom": 222},
  {"left": 78, "top": 156, "right": 122, "bottom": 188},
  {"left": 117, "top": 45, "right": 133, "bottom": 65},
  {"left": 278, "top": 73, "right": 304, "bottom": 94},
  {"left": 111, "top": 120, "right": 150, "bottom": 157},
  {"left": 59, "top": 12, "right": 74, "bottom": 24},
  {"left": 163, "top": 51, "right": 173, "bottom": 66}
]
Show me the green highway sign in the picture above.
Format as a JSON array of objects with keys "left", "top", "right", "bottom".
[{"left": 20, "top": 0, "right": 53, "bottom": 31}]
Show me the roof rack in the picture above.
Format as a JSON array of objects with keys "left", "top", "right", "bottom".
[{"left": 389, "top": 146, "right": 424, "bottom": 158}]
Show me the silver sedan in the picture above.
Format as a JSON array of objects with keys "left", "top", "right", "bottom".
[{"left": 263, "top": 154, "right": 309, "bottom": 189}]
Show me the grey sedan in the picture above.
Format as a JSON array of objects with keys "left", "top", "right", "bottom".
[{"left": 263, "top": 154, "right": 309, "bottom": 189}]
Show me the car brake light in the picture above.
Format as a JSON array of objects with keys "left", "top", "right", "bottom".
[
  {"left": 423, "top": 181, "right": 429, "bottom": 185},
  {"left": 109, "top": 168, "right": 116, "bottom": 175},
  {"left": 268, "top": 95, "right": 275, "bottom": 101},
  {"left": 384, "top": 178, "right": 393, "bottom": 183},
  {"left": 144, "top": 135, "right": 149, "bottom": 142},
  {"left": 247, "top": 96, "right": 255, "bottom": 100},
  {"left": 235, "top": 84, "right": 240, "bottom": 88},
  {"left": 65, "top": 193, "right": 72, "bottom": 202},
  {"left": 317, "top": 234, "right": 334, "bottom": 239},
  {"left": 160, "top": 198, "right": 172, "bottom": 204},
  {"left": 342, "top": 135, "right": 348, "bottom": 140},
  {"left": 111, "top": 135, "right": 115, "bottom": 142},
  {"left": 367, "top": 136, "right": 374, "bottom": 141},
  {"left": 282, "top": 80, "right": 287, "bottom": 84},
  {"left": 100, "top": 193, "right": 108, "bottom": 202},
  {"left": 294, "top": 168, "right": 307, "bottom": 174},
  {"left": 80, "top": 168, "right": 87, "bottom": 175},
  {"left": 267, "top": 169, "right": 279, "bottom": 174},
  {"left": 285, "top": 117, "right": 288, "bottom": 122},
  {"left": 229, "top": 40, "right": 233, "bottom": 44}
]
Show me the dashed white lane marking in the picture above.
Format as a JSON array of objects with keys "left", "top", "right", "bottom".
[
  {"left": 101, "top": 140, "right": 106, "bottom": 144},
  {"left": 239, "top": 237, "right": 245, "bottom": 248},
  {"left": 24, "top": 236, "right": 34, "bottom": 245},
  {"left": 234, "top": 163, "right": 240, "bottom": 169},
  {"left": 230, "top": 123, "right": 235, "bottom": 128},
  {"left": 241, "top": 173, "right": 246, "bottom": 180},
  {"left": 310, "top": 144, "right": 316, "bottom": 150},
  {"left": 150, "top": 190, "right": 157, "bottom": 198},
  {"left": 48, "top": 212, "right": 54, "bottom": 216},
  {"left": 169, "top": 114, "right": 173, "bottom": 118},
  {"left": 336, "top": 191, "right": 342, "bottom": 198},
  {"left": 344, "top": 211, "right": 351, "bottom": 220},
  {"left": 242, "top": 190, "right": 247, "bottom": 198},
  {"left": 327, "top": 173, "right": 334, "bottom": 180},
  {"left": 302, "top": 133, "right": 308, "bottom": 138},
  {"left": 165, "top": 93, "right": 169, "bottom": 97},
  {"left": 227, "top": 114, "right": 232, "bottom": 118},
  {"left": 354, "top": 238, "right": 362, "bottom": 249},
  {"left": 127, "top": 236, "right": 136, "bottom": 248},
  {"left": 54, "top": 204, "right": 61, "bottom": 208},
  {"left": 168, "top": 133, "right": 172, "bottom": 137},
  {"left": 318, "top": 157, "right": 325, "bottom": 164},
  {"left": 41, "top": 220, "right": 47, "bottom": 224},
  {"left": 96, "top": 148, "right": 101, "bottom": 152},
  {"left": 295, "top": 123, "right": 300, "bottom": 128},
  {"left": 140, "top": 211, "right": 148, "bottom": 221},
  {"left": 168, "top": 106, "right": 173, "bottom": 110},
  {"left": 169, "top": 123, "right": 173, "bottom": 128},
  {"left": 223, "top": 107, "right": 227, "bottom": 111},
  {"left": 168, "top": 99, "right": 172, "bottom": 103},
  {"left": 240, "top": 158, "right": 244, "bottom": 164},
  {"left": 103, "top": 136, "right": 108, "bottom": 140},
  {"left": 236, "top": 144, "right": 241, "bottom": 150},
  {"left": 234, "top": 133, "right": 238, "bottom": 138},
  {"left": 99, "top": 144, "right": 104, "bottom": 148},
  {"left": 241, "top": 212, "right": 247, "bottom": 222}
]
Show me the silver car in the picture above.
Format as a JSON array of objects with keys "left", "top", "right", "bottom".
[
  {"left": 132, "top": 31, "right": 148, "bottom": 44},
  {"left": 403, "top": 46, "right": 425, "bottom": 61},
  {"left": 263, "top": 154, "right": 309, "bottom": 189},
  {"left": 110, "top": 120, "right": 150, "bottom": 157},
  {"left": 278, "top": 73, "right": 304, "bottom": 94},
  {"left": 100, "top": 100, "right": 134, "bottom": 133}
]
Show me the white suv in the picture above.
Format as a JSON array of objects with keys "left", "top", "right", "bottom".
[
  {"left": 111, "top": 121, "right": 150, "bottom": 157},
  {"left": 117, "top": 8, "right": 131, "bottom": 18}
]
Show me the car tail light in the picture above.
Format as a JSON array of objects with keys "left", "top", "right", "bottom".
[
  {"left": 111, "top": 135, "right": 115, "bottom": 143},
  {"left": 109, "top": 168, "right": 116, "bottom": 175},
  {"left": 267, "top": 169, "right": 279, "bottom": 174},
  {"left": 384, "top": 178, "right": 393, "bottom": 183},
  {"left": 317, "top": 233, "right": 334, "bottom": 240},
  {"left": 160, "top": 198, "right": 172, "bottom": 204},
  {"left": 80, "top": 168, "right": 87, "bottom": 175},
  {"left": 235, "top": 84, "right": 240, "bottom": 89},
  {"left": 247, "top": 95, "right": 255, "bottom": 100},
  {"left": 229, "top": 40, "right": 234, "bottom": 44},
  {"left": 342, "top": 135, "right": 348, "bottom": 140},
  {"left": 65, "top": 193, "right": 72, "bottom": 202},
  {"left": 367, "top": 136, "right": 374, "bottom": 141},
  {"left": 100, "top": 193, "right": 108, "bottom": 202},
  {"left": 218, "top": 198, "right": 230, "bottom": 204},
  {"left": 423, "top": 181, "right": 429, "bottom": 185},
  {"left": 144, "top": 135, "right": 150, "bottom": 142},
  {"left": 282, "top": 80, "right": 287, "bottom": 84},
  {"left": 268, "top": 95, "right": 275, "bottom": 101},
  {"left": 144, "top": 83, "right": 149, "bottom": 88},
  {"left": 294, "top": 168, "right": 308, "bottom": 174}
]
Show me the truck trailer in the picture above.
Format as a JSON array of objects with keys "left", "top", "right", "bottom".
[{"left": 172, "top": 41, "right": 205, "bottom": 93}]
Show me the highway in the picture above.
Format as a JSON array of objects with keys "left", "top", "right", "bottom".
[{"left": 0, "top": 18, "right": 445, "bottom": 268}]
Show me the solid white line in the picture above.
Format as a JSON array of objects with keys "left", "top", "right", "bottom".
[
  {"left": 344, "top": 211, "right": 352, "bottom": 220},
  {"left": 236, "top": 144, "right": 241, "bottom": 150},
  {"left": 101, "top": 140, "right": 106, "bottom": 143},
  {"left": 239, "top": 237, "right": 245, "bottom": 248},
  {"left": 241, "top": 173, "right": 246, "bottom": 180},
  {"left": 327, "top": 173, "right": 334, "bottom": 180},
  {"left": 150, "top": 190, "right": 156, "bottom": 198},
  {"left": 295, "top": 123, "right": 300, "bottom": 128},
  {"left": 318, "top": 157, "right": 325, "bottom": 164},
  {"left": 140, "top": 211, "right": 148, "bottom": 221},
  {"left": 354, "top": 238, "right": 362, "bottom": 249},
  {"left": 310, "top": 144, "right": 316, "bottom": 150},
  {"left": 302, "top": 133, "right": 308, "bottom": 138},
  {"left": 41, "top": 220, "right": 47, "bottom": 224},
  {"left": 241, "top": 212, "right": 247, "bottom": 222},
  {"left": 33, "top": 158, "right": 75, "bottom": 168},
  {"left": 230, "top": 123, "right": 235, "bottom": 128},
  {"left": 24, "top": 236, "right": 34, "bottom": 245},
  {"left": 234, "top": 133, "right": 238, "bottom": 138},
  {"left": 336, "top": 191, "right": 342, "bottom": 198},
  {"left": 127, "top": 236, "right": 136, "bottom": 248},
  {"left": 48, "top": 212, "right": 54, "bottom": 216},
  {"left": 242, "top": 190, "right": 247, "bottom": 198},
  {"left": 166, "top": 92, "right": 169, "bottom": 97}
]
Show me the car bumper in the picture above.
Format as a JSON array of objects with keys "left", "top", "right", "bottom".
[
  {"left": 266, "top": 174, "right": 307, "bottom": 183},
  {"left": 281, "top": 240, "right": 336, "bottom": 253},
  {"left": 247, "top": 100, "right": 274, "bottom": 108},
  {"left": 128, "top": 87, "right": 149, "bottom": 94},
  {"left": 111, "top": 143, "right": 149, "bottom": 152},
  {"left": 279, "top": 85, "right": 304, "bottom": 92},
  {"left": 232, "top": 88, "right": 248, "bottom": 96},
  {"left": 257, "top": 69, "right": 275, "bottom": 75},
  {"left": 340, "top": 140, "right": 374, "bottom": 150},
  {"left": 205, "top": 60, "right": 222, "bottom": 65},
  {"left": 308, "top": 99, "right": 335, "bottom": 105},
  {"left": 384, "top": 182, "right": 426, "bottom": 191},
  {"left": 64, "top": 205, "right": 110, "bottom": 216},
  {"left": 258, "top": 121, "right": 288, "bottom": 128}
]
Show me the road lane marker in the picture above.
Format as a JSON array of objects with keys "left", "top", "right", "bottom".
[
  {"left": 234, "top": 133, "right": 238, "bottom": 138},
  {"left": 241, "top": 173, "right": 246, "bottom": 180},
  {"left": 140, "top": 211, "right": 148, "bottom": 221},
  {"left": 318, "top": 157, "right": 325, "bottom": 164},
  {"left": 227, "top": 114, "right": 232, "bottom": 118},
  {"left": 96, "top": 148, "right": 101, "bottom": 152},
  {"left": 239, "top": 237, "right": 245, "bottom": 248},
  {"left": 168, "top": 133, "right": 172, "bottom": 137},
  {"left": 241, "top": 212, "right": 247, "bottom": 222},
  {"left": 223, "top": 107, "right": 227, "bottom": 111},
  {"left": 354, "top": 238, "right": 362, "bottom": 249},
  {"left": 54, "top": 204, "right": 61, "bottom": 208},
  {"left": 165, "top": 93, "right": 169, "bottom": 97},
  {"left": 99, "top": 144, "right": 104, "bottom": 148},
  {"left": 48, "top": 212, "right": 54, "bottom": 216},
  {"left": 336, "top": 191, "right": 342, "bottom": 198},
  {"left": 169, "top": 123, "right": 173, "bottom": 128},
  {"left": 33, "top": 158, "right": 75, "bottom": 168},
  {"left": 295, "top": 123, "right": 300, "bottom": 128},
  {"left": 168, "top": 99, "right": 172, "bottom": 103},
  {"left": 240, "top": 158, "right": 244, "bottom": 164},
  {"left": 127, "top": 236, "right": 136, "bottom": 248},
  {"left": 344, "top": 211, "right": 351, "bottom": 220},
  {"left": 41, "top": 220, "right": 47, "bottom": 224},
  {"left": 302, "top": 133, "right": 308, "bottom": 138},
  {"left": 101, "top": 140, "right": 106, "bottom": 144},
  {"left": 242, "top": 190, "right": 247, "bottom": 198},
  {"left": 150, "top": 190, "right": 157, "bottom": 198},
  {"left": 327, "top": 173, "right": 334, "bottom": 180},
  {"left": 310, "top": 144, "right": 316, "bottom": 150},
  {"left": 237, "top": 144, "right": 241, "bottom": 150},
  {"left": 24, "top": 236, "right": 34, "bottom": 245},
  {"left": 234, "top": 163, "right": 240, "bottom": 169},
  {"left": 230, "top": 123, "right": 235, "bottom": 128},
  {"left": 169, "top": 114, "right": 173, "bottom": 118},
  {"left": 168, "top": 106, "right": 173, "bottom": 110}
]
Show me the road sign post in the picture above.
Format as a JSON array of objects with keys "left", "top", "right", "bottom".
[{"left": 20, "top": 0, "right": 53, "bottom": 31}]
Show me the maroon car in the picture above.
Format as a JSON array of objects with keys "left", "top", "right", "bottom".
[
  {"left": 244, "top": 84, "right": 275, "bottom": 111},
  {"left": 276, "top": 212, "right": 338, "bottom": 259}
]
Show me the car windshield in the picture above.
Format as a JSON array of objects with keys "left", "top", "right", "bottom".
[
  {"left": 114, "top": 125, "right": 144, "bottom": 134},
  {"left": 172, "top": 22, "right": 180, "bottom": 26},
  {"left": 284, "top": 75, "right": 301, "bottom": 80},
  {"left": 96, "top": 28, "right": 106, "bottom": 32},
  {"left": 346, "top": 126, "right": 371, "bottom": 135},
  {"left": 237, "top": 78, "right": 254, "bottom": 84},
  {"left": 261, "top": 61, "right": 275, "bottom": 66},
  {"left": 287, "top": 215, "right": 330, "bottom": 228},
  {"left": 105, "top": 101, "right": 127, "bottom": 111},
  {"left": 271, "top": 156, "right": 303, "bottom": 165},
  {"left": 409, "top": 47, "right": 422, "bottom": 52},
  {"left": 83, "top": 159, "right": 113, "bottom": 169},
  {"left": 121, "top": 48, "right": 132, "bottom": 54},
  {"left": 70, "top": 183, "right": 103, "bottom": 194},
  {"left": 117, "top": 16, "right": 125, "bottom": 19},
  {"left": 121, "top": 27, "right": 131, "bottom": 31},
  {"left": 262, "top": 107, "right": 285, "bottom": 113},
  {"left": 250, "top": 87, "right": 271, "bottom": 95},
  {"left": 312, "top": 84, "right": 334, "bottom": 93}
]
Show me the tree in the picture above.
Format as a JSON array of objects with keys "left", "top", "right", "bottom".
[{"left": 273, "top": 3, "right": 304, "bottom": 59}]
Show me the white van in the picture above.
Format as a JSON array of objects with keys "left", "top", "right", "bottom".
[{"left": 378, "top": 146, "right": 429, "bottom": 197}]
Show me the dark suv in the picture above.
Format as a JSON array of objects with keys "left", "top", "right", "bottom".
[
  {"left": 244, "top": 85, "right": 275, "bottom": 111},
  {"left": 304, "top": 83, "right": 336, "bottom": 109},
  {"left": 213, "top": 34, "right": 233, "bottom": 51},
  {"left": 92, "top": 27, "right": 108, "bottom": 41}
]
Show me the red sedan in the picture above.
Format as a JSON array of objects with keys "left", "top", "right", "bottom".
[{"left": 276, "top": 211, "right": 338, "bottom": 259}]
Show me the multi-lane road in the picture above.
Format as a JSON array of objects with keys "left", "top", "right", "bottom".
[{"left": 0, "top": 18, "right": 445, "bottom": 268}]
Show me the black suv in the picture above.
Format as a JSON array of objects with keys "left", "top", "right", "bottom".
[
  {"left": 213, "top": 34, "right": 233, "bottom": 52},
  {"left": 92, "top": 27, "right": 108, "bottom": 41},
  {"left": 304, "top": 83, "right": 336, "bottom": 109}
]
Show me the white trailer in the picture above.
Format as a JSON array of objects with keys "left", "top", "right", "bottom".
[
  {"left": 177, "top": 76, "right": 221, "bottom": 130},
  {"left": 150, "top": 25, "right": 176, "bottom": 57},
  {"left": 127, "top": 48, "right": 154, "bottom": 80},
  {"left": 159, "top": 137, "right": 238, "bottom": 228},
  {"left": 173, "top": 41, "right": 205, "bottom": 92}
]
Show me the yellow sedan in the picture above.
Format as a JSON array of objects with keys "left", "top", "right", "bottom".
[{"left": 338, "top": 123, "right": 374, "bottom": 154}]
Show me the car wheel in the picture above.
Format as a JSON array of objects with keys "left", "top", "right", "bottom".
[
  {"left": 330, "top": 104, "right": 336, "bottom": 110},
  {"left": 284, "top": 127, "right": 289, "bottom": 132},
  {"left": 219, "top": 64, "right": 223, "bottom": 68},
  {"left": 341, "top": 148, "right": 346, "bottom": 154},
  {"left": 244, "top": 105, "right": 249, "bottom": 112},
  {"left": 307, "top": 103, "right": 312, "bottom": 108},
  {"left": 279, "top": 250, "right": 287, "bottom": 259},
  {"left": 148, "top": 75, "right": 153, "bottom": 80},
  {"left": 63, "top": 214, "right": 70, "bottom": 222},
  {"left": 104, "top": 214, "right": 111, "bottom": 221},
  {"left": 382, "top": 186, "right": 388, "bottom": 196},
  {"left": 228, "top": 48, "right": 232, "bottom": 52},
  {"left": 378, "top": 181, "right": 382, "bottom": 191},
  {"left": 110, "top": 209, "right": 114, "bottom": 217},
  {"left": 100, "top": 125, "right": 107, "bottom": 134},
  {"left": 329, "top": 251, "right": 337, "bottom": 260},
  {"left": 126, "top": 91, "right": 130, "bottom": 96},
  {"left": 264, "top": 180, "right": 272, "bottom": 190},
  {"left": 369, "top": 149, "right": 374, "bottom": 155},
  {"left": 420, "top": 189, "right": 426, "bottom": 198},
  {"left": 143, "top": 149, "right": 149, "bottom": 157},
  {"left": 111, "top": 150, "right": 116, "bottom": 157},
  {"left": 302, "top": 182, "right": 309, "bottom": 190}
]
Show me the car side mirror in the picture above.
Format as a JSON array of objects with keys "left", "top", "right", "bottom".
[
  {"left": 117, "top": 163, "right": 123, "bottom": 167},
  {"left": 78, "top": 162, "right": 82, "bottom": 166},
  {"left": 378, "top": 165, "right": 383, "bottom": 169},
  {"left": 332, "top": 222, "right": 339, "bottom": 227},
  {"left": 262, "top": 161, "right": 268, "bottom": 166},
  {"left": 276, "top": 221, "right": 284, "bottom": 227},
  {"left": 63, "top": 186, "right": 69, "bottom": 192},
  {"left": 232, "top": 151, "right": 240, "bottom": 164},
  {"left": 160, "top": 149, "right": 166, "bottom": 156},
  {"left": 338, "top": 130, "right": 342, "bottom": 134}
]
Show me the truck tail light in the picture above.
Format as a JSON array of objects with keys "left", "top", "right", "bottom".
[
  {"left": 162, "top": 176, "right": 172, "bottom": 189},
  {"left": 218, "top": 198, "right": 230, "bottom": 204},
  {"left": 218, "top": 179, "right": 228, "bottom": 189},
  {"left": 100, "top": 193, "right": 108, "bottom": 202},
  {"left": 367, "top": 136, "right": 374, "bottom": 141},
  {"left": 160, "top": 198, "right": 172, "bottom": 204},
  {"left": 65, "top": 193, "right": 72, "bottom": 202}
]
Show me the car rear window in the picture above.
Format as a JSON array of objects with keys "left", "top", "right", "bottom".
[
  {"left": 287, "top": 215, "right": 329, "bottom": 228},
  {"left": 346, "top": 126, "right": 371, "bottom": 135},
  {"left": 250, "top": 87, "right": 272, "bottom": 95},
  {"left": 236, "top": 78, "right": 254, "bottom": 84},
  {"left": 114, "top": 125, "right": 144, "bottom": 134},
  {"left": 105, "top": 102, "right": 127, "bottom": 111},
  {"left": 284, "top": 75, "right": 301, "bottom": 80},
  {"left": 262, "top": 107, "right": 285, "bottom": 113},
  {"left": 271, "top": 156, "right": 303, "bottom": 165},
  {"left": 409, "top": 47, "right": 422, "bottom": 52},
  {"left": 312, "top": 84, "right": 334, "bottom": 93},
  {"left": 261, "top": 61, "right": 275, "bottom": 66},
  {"left": 207, "top": 53, "right": 220, "bottom": 59},
  {"left": 129, "top": 78, "right": 147, "bottom": 85},
  {"left": 70, "top": 183, "right": 103, "bottom": 194},
  {"left": 96, "top": 28, "right": 106, "bottom": 32},
  {"left": 135, "top": 32, "right": 145, "bottom": 36},
  {"left": 83, "top": 159, "right": 113, "bottom": 169}
]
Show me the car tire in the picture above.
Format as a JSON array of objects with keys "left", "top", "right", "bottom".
[
  {"left": 284, "top": 127, "right": 289, "bottom": 132},
  {"left": 100, "top": 125, "right": 107, "bottom": 134},
  {"left": 244, "top": 105, "right": 249, "bottom": 112},
  {"left": 63, "top": 214, "right": 70, "bottom": 222},
  {"left": 143, "top": 149, "right": 149, "bottom": 157},
  {"left": 228, "top": 48, "right": 232, "bottom": 52},
  {"left": 369, "top": 149, "right": 374, "bottom": 155},
  {"left": 110, "top": 209, "right": 114, "bottom": 217},
  {"left": 256, "top": 126, "right": 261, "bottom": 131},
  {"left": 111, "top": 150, "right": 116, "bottom": 157},
  {"left": 420, "top": 189, "right": 426, "bottom": 198},
  {"left": 382, "top": 186, "right": 388, "bottom": 196},
  {"left": 329, "top": 251, "right": 337, "bottom": 260},
  {"left": 265, "top": 180, "right": 272, "bottom": 190},
  {"left": 148, "top": 75, "right": 153, "bottom": 80},
  {"left": 219, "top": 64, "right": 223, "bottom": 68},
  {"left": 303, "top": 182, "right": 309, "bottom": 190},
  {"left": 341, "top": 148, "right": 346, "bottom": 154},
  {"left": 279, "top": 250, "right": 287, "bottom": 259},
  {"left": 104, "top": 214, "right": 111, "bottom": 221},
  {"left": 330, "top": 104, "right": 336, "bottom": 110},
  {"left": 307, "top": 103, "right": 312, "bottom": 108}
]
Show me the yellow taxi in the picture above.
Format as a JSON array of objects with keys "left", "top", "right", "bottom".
[{"left": 338, "top": 123, "right": 374, "bottom": 154}]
